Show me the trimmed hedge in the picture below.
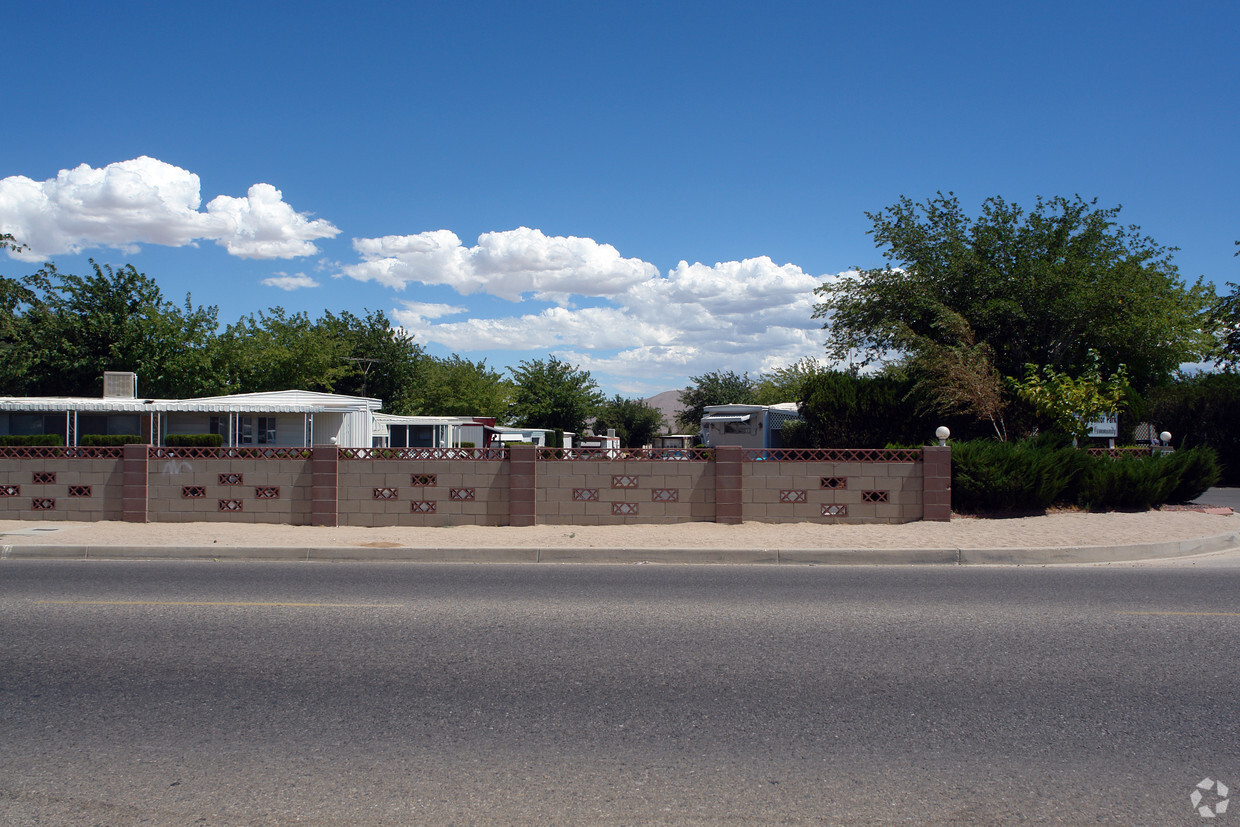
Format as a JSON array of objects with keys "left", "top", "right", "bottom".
[
  {"left": 0, "top": 434, "right": 65, "bottom": 446},
  {"left": 165, "top": 433, "right": 224, "bottom": 447},
  {"left": 80, "top": 434, "right": 143, "bottom": 446}
]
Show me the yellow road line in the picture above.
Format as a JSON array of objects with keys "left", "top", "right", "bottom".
[
  {"left": 1118, "top": 610, "right": 1240, "bottom": 617},
  {"left": 35, "top": 600, "right": 392, "bottom": 608}
]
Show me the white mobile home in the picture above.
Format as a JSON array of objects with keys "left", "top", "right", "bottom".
[{"left": 699, "top": 403, "right": 802, "bottom": 450}]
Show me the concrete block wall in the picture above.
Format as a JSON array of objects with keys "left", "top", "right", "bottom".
[
  {"left": 337, "top": 457, "right": 509, "bottom": 527},
  {"left": 536, "top": 458, "right": 715, "bottom": 525},
  {"left": 0, "top": 455, "right": 124, "bottom": 521},
  {"left": 0, "top": 446, "right": 949, "bottom": 526},
  {"left": 146, "top": 456, "right": 313, "bottom": 524},
  {"left": 742, "top": 457, "right": 924, "bottom": 523}
]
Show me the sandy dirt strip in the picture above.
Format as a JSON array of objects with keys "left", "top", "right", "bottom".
[{"left": 1, "top": 509, "right": 1235, "bottom": 551}]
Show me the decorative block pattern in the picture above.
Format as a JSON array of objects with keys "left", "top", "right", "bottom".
[
  {"left": 373, "top": 487, "right": 399, "bottom": 500},
  {"left": 32, "top": 498, "right": 55, "bottom": 510},
  {"left": 254, "top": 486, "right": 280, "bottom": 499},
  {"left": 861, "top": 490, "right": 889, "bottom": 503},
  {"left": 612, "top": 502, "right": 639, "bottom": 515},
  {"left": 410, "top": 474, "right": 437, "bottom": 487},
  {"left": 0, "top": 485, "right": 18, "bottom": 497},
  {"left": 68, "top": 485, "right": 92, "bottom": 498},
  {"left": 32, "top": 471, "right": 56, "bottom": 484},
  {"left": 780, "top": 490, "right": 807, "bottom": 503},
  {"left": 182, "top": 486, "right": 206, "bottom": 498},
  {"left": 449, "top": 488, "right": 476, "bottom": 501},
  {"left": 341, "top": 447, "right": 505, "bottom": 461},
  {"left": 218, "top": 473, "right": 243, "bottom": 486},
  {"left": 822, "top": 504, "right": 848, "bottom": 517},
  {"left": 820, "top": 477, "right": 846, "bottom": 490},
  {"left": 611, "top": 474, "right": 639, "bottom": 488},
  {"left": 218, "top": 499, "right": 243, "bottom": 512},
  {"left": 572, "top": 488, "right": 599, "bottom": 501},
  {"left": 0, "top": 446, "right": 119, "bottom": 459},
  {"left": 651, "top": 488, "right": 679, "bottom": 502},
  {"left": 411, "top": 500, "right": 436, "bottom": 513},
  {"left": 745, "top": 448, "right": 922, "bottom": 463}
]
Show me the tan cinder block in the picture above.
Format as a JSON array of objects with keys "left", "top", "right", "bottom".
[
  {"left": 883, "top": 463, "right": 920, "bottom": 479},
  {"left": 750, "top": 487, "right": 781, "bottom": 504}
]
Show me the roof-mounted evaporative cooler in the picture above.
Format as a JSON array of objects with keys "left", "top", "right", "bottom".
[{"left": 102, "top": 371, "right": 138, "bottom": 399}]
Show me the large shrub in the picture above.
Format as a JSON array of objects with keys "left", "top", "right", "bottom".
[
  {"left": 799, "top": 371, "right": 934, "bottom": 447},
  {"left": 951, "top": 439, "right": 1217, "bottom": 513},
  {"left": 1076, "top": 453, "right": 1180, "bottom": 511},
  {"left": 1148, "top": 373, "right": 1240, "bottom": 485},
  {"left": 951, "top": 440, "right": 1089, "bottom": 514}
]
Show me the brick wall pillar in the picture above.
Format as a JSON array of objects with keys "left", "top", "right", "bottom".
[
  {"left": 714, "top": 445, "right": 743, "bottom": 525},
  {"left": 122, "top": 443, "right": 149, "bottom": 523},
  {"left": 508, "top": 444, "right": 537, "bottom": 527},
  {"left": 311, "top": 444, "right": 339, "bottom": 527},
  {"left": 922, "top": 445, "right": 951, "bottom": 521}
]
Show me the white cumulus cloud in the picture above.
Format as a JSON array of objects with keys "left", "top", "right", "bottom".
[
  {"left": 345, "top": 226, "right": 657, "bottom": 302},
  {"left": 0, "top": 156, "right": 339, "bottom": 261},
  {"left": 394, "top": 300, "right": 470, "bottom": 320},
  {"left": 261, "top": 272, "right": 320, "bottom": 291},
  {"left": 365, "top": 225, "right": 839, "bottom": 387}
]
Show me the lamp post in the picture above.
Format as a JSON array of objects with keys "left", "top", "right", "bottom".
[{"left": 935, "top": 426, "right": 950, "bottom": 447}]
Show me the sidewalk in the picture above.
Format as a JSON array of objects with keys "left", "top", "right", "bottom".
[{"left": 2, "top": 506, "right": 1236, "bottom": 565}]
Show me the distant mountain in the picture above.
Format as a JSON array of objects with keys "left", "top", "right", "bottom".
[{"left": 644, "top": 389, "right": 688, "bottom": 433}]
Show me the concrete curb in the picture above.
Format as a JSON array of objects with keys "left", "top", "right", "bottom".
[{"left": 3, "top": 530, "right": 1238, "bottom": 565}]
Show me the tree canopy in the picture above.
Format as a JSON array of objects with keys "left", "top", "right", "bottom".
[
  {"left": 813, "top": 193, "right": 1215, "bottom": 393},
  {"left": 752, "top": 357, "right": 829, "bottom": 406},
  {"left": 593, "top": 395, "right": 665, "bottom": 448},
  {"left": 1209, "top": 243, "right": 1240, "bottom": 370},
  {"left": 414, "top": 355, "right": 512, "bottom": 419},
  {"left": 507, "top": 357, "right": 604, "bottom": 434},
  {"left": 16, "top": 261, "right": 220, "bottom": 398},
  {"left": 676, "top": 370, "right": 756, "bottom": 431}
]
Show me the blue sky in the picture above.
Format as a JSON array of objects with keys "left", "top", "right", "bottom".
[{"left": 2, "top": 1, "right": 1237, "bottom": 397}]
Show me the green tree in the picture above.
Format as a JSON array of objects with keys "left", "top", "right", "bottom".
[
  {"left": 0, "top": 235, "right": 36, "bottom": 394},
  {"left": 318, "top": 310, "right": 423, "bottom": 413},
  {"left": 1213, "top": 283, "right": 1240, "bottom": 369},
  {"left": 507, "top": 356, "right": 604, "bottom": 433},
  {"left": 1209, "top": 242, "right": 1239, "bottom": 369},
  {"left": 1012, "top": 351, "right": 1129, "bottom": 446},
  {"left": 676, "top": 370, "right": 757, "bottom": 431},
  {"left": 593, "top": 395, "right": 666, "bottom": 448},
  {"left": 21, "top": 261, "right": 220, "bottom": 398},
  {"left": 899, "top": 306, "right": 1009, "bottom": 440},
  {"left": 797, "top": 369, "right": 935, "bottom": 448},
  {"left": 1148, "top": 372, "right": 1240, "bottom": 485},
  {"left": 415, "top": 354, "right": 512, "bottom": 418},
  {"left": 213, "top": 307, "right": 349, "bottom": 395},
  {"left": 753, "top": 357, "right": 828, "bottom": 406},
  {"left": 813, "top": 193, "right": 1215, "bottom": 392}
]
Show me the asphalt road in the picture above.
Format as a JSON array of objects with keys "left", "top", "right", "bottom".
[
  {"left": 2, "top": 561, "right": 1238, "bottom": 825},
  {"left": 1196, "top": 486, "right": 1240, "bottom": 511}
]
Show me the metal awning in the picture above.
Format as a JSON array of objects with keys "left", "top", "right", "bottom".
[{"left": 702, "top": 414, "right": 751, "bottom": 424}]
